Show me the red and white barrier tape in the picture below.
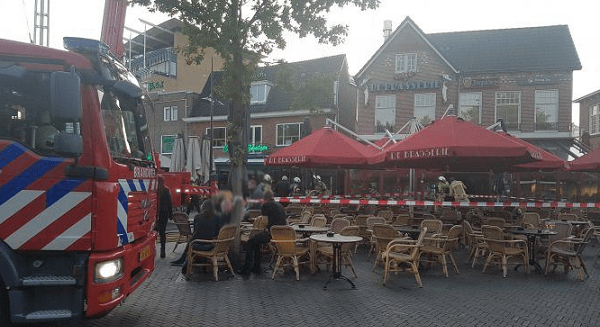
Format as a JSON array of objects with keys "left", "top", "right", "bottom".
[{"left": 263, "top": 197, "right": 600, "bottom": 209}]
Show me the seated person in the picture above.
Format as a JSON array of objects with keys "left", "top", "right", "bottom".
[{"left": 35, "top": 111, "right": 58, "bottom": 151}]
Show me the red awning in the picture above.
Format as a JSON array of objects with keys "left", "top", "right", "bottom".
[
  {"left": 383, "top": 116, "right": 537, "bottom": 171},
  {"left": 568, "top": 147, "right": 600, "bottom": 171},
  {"left": 265, "top": 126, "right": 385, "bottom": 168},
  {"left": 497, "top": 132, "right": 567, "bottom": 171}
]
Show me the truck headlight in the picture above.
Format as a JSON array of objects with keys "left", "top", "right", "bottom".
[{"left": 94, "top": 258, "right": 123, "bottom": 283}]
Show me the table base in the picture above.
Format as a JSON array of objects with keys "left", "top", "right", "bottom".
[{"left": 323, "top": 243, "right": 356, "bottom": 290}]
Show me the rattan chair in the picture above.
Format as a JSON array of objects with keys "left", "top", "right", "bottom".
[
  {"left": 185, "top": 225, "right": 237, "bottom": 281},
  {"left": 463, "top": 220, "right": 487, "bottom": 268},
  {"left": 172, "top": 212, "right": 193, "bottom": 252},
  {"left": 310, "top": 215, "right": 327, "bottom": 227},
  {"left": 377, "top": 210, "right": 394, "bottom": 223},
  {"left": 316, "top": 226, "right": 360, "bottom": 278},
  {"left": 481, "top": 225, "right": 529, "bottom": 277},
  {"left": 288, "top": 210, "right": 312, "bottom": 225},
  {"left": 392, "top": 214, "right": 410, "bottom": 226},
  {"left": 240, "top": 215, "right": 268, "bottom": 243},
  {"left": 544, "top": 227, "right": 593, "bottom": 281},
  {"left": 520, "top": 212, "right": 541, "bottom": 229},
  {"left": 482, "top": 217, "right": 506, "bottom": 230},
  {"left": 419, "top": 225, "right": 463, "bottom": 277},
  {"left": 270, "top": 225, "right": 311, "bottom": 280},
  {"left": 371, "top": 224, "right": 401, "bottom": 271},
  {"left": 330, "top": 217, "right": 351, "bottom": 234},
  {"left": 382, "top": 227, "right": 428, "bottom": 287}
]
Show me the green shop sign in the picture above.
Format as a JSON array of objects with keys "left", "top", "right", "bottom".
[{"left": 222, "top": 144, "right": 269, "bottom": 153}]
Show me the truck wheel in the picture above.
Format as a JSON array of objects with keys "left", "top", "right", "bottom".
[{"left": 0, "top": 279, "right": 9, "bottom": 327}]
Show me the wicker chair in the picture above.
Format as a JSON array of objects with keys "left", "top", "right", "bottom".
[
  {"left": 330, "top": 217, "right": 351, "bottom": 234},
  {"left": 463, "top": 220, "right": 487, "bottom": 268},
  {"left": 420, "top": 219, "right": 443, "bottom": 235},
  {"left": 316, "top": 226, "right": 360, "bottom": 278},
  {"left": 557, "top": 213, "right": 579, "bottom": 221},
  {"left": 371, "top": 224, "right": 400, "bottom": 271},
  {"left": 382, "top": 227, "right": 428, "bottom": 287},
  {"left": 520, "top": 212, "right": 541, "bottom": 229},
  {"left": 544, "top": 227, "right": 593, "bottom": 281},
  {"left": 392, "top": 214, "right": 410, "bottom": 226},
  {"left": 270, "top": 225, "right": 311, "bottom": 280},
  {"left": 240, "top": 215, "right": 268, "bottom": 243},
  {"left": 288, "top": 210, "right": 312, "bottom": 225},
  {"left": 481, "top": 225, "right": 529, "bottom": 277},
  {"left": 185, "top": 225, "right": 237, "bottom": 281},
  {"left": 172, "top": 212, "right": 193, "bottom": 252},
  {"left": 377, "top": 210, "right": 394, "bottom": 223},
  {"left": 354, "top": 215, "right": 372, "bottom": 249},
  {"left": 419, "top": 225, "right": 463, "bottom": 277},
  {"left": 482, "top": 217, "right": 506, "bottom": 230},
  {"left": 310, "top": 215, "right": 327, "bottom": 227}
]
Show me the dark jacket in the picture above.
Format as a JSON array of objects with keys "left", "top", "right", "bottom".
[{"left": 261, "top": 200, "right": 287, "bottom": 230}]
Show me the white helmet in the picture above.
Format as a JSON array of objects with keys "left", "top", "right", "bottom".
[
  {"left": 293, "top": 177, "right": 301, "bottom": 183},
  {"left": 316, "top": 175, "right": 321, "bottom": 181},
  {"left": 439, "top": 176, "right": 446, "bottom": 182},
  {"left": 263, "top": 174, "right": 272, "bottom": 183},
  {"left": 282, "top": 176, "right": 288, "bottom": 181}
]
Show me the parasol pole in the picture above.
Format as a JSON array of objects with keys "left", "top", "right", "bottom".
[{"left": 325, "top": 118, "right": 382, "bottom": 150}]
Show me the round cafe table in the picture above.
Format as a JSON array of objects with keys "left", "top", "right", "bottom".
[
  {"left": 310, "top": 233, "right": 362, "bottom": 289},
  {"left": 291, "top": 225, "right": 329, "bottom": 238},
  {"left": 508, "top": 228, "right": 557, "bottom": 273}
]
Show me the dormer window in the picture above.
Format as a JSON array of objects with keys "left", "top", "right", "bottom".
[
  {"left": 250, "top": 81, "right": 272, "bottom": 104},
  {"left": 395, "top": 53, "right": 417, "bottom": 73}
]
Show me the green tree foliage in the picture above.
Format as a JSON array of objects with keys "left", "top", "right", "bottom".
[{"left": 132, "top": 0, "right": 380, "bottom": 201}]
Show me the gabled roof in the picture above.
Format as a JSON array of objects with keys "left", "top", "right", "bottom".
[
  {"left": 355, "top": 17, "right": 581, "bottom": 80},
  {"left": 428, "top": 24, "right": 581, "bottom": 73},
  {"left": 191, "top": 54, "right": 347, "bottom": 117}
]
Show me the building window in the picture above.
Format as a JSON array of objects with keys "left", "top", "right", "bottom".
[
  {"left": 414, "top": 93, "right": 436, "bottom": 125},
  {"left": 276, "top": 122, "right": 301, "bottom": 146},
  {"left": 250, "top": 81, "right": 272, "bottom": 104},
  {"left": 375, "top": 95, "right": 396, "bottom": 133},
  {"left": 590, "top": 104, "right": 600, "bottom": 135},
  {"left": 459, "top": 92, "right": 482, "bottom": 124},
  {"left": 206, "top": 127, "right": 227, "bottom": 148},
  {"left": 495, "top": 91, "right": 520, "bottom": 130},
  {"left": 535, "top": 90, "right": 559, "bottom": 130},
  {"left": 163, "top": 106, "right": 178, "bottom": 122},
  {"left": 161, "top": 134, "right": 176, "bottom": 154},
  {"left": 250, "top": 125, "right": 262, "bottom": 145},
  {"left": 395, "top": 53, "right": 417, "bottom": 73}
]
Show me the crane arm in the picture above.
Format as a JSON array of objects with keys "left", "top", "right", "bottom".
[{"left": 101, "top": 0, "right": 127, "bottom": 59}]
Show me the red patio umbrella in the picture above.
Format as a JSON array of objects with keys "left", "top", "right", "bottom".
[
  {"left": 568, "top": 147, "right": 600, "bottom": 171},
  {"left": 383, "top": 116, "right": 537, "bottom": 171},
  {"left": 264, "top": 126, "right": 385, "bottom": 168},
  {"left": 497, "top": 132, "right": 567, "bottom": 171}
]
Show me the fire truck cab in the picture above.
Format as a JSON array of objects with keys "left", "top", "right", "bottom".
[{"left": 0, "top": 37, "right": 157, "bottom": 324}]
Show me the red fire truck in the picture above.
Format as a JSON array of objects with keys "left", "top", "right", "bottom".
[{"left": 0, "top": 37, "right": 157, "bottom": 324}]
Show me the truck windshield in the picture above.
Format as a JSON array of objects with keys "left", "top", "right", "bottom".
[{"left": 99, "top": 89, "right": 152, "bottom": 163}]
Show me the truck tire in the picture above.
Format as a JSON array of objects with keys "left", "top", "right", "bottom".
[{"left": 0, "top": 279, "right": 9, "bottom": 327}]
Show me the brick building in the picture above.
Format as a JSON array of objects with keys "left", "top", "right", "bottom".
[
  {"left": 574, "top": 90, "right": 600, "bottom": 151},
  {"left": 354, "top": 17, "right": 583, "bottom": 160}
]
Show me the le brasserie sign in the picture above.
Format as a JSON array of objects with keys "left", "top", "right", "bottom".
[
  {"left": 265, "top": 155, "right": 307, "bottom": 165},
  {"left": 389, "top": 147, "right": 450, "bottom": 160}
]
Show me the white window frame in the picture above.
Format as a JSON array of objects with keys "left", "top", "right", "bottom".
[
  {"left": 250, "top": 125, "right": 262, "bottom": 145},
  {"left": 534, "top": 90, "right": 559, "bottom": 130},
  {"left": 414, "top": 93, "right": 436, "bottom": 125},
  {"left": 590, "top": 104, "right": 600, "bottom": 135},
  {"left": 161, "top": 134, "right": 176, "bottom": 154},
  {"left": 250, "top": 81, "right": 272, "bottom": 104},
  {"left": 163, "top": 106, "right": 178, "bottom": 122},
  {"left": 495, "top": 91, "right": 521, "bottom": 131},
  {"left": 276, "top": 122, "right": 302, "bottom": 146},
  {"left": 375, "top": 95, "right": 396, "bottom": 134},
  {"left": 395, "top": 53, "right": 418, "bottom": 73},
  {"left": 206, "top": 127, "right": 227, "bottom": 148},
  {"left": 459, "top": 92, "right": 482, "bottom": 124}
]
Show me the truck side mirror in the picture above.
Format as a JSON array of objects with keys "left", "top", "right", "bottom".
[{"left": 50, "top": 71, "right": 82, "bottom": 121}]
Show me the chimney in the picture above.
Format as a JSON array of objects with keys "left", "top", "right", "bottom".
[{"left": 383, "top": 20, "right": 392, "bottom": 42}]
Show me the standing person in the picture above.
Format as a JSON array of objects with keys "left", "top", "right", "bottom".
[
  {"left": 450, "top": 178, "right": 469, "bottom": 201},
  {"left": 314, "top": 175, "right": 327, "bottom": 194},
  {"left": 437, "top": 176, "right": 450, "bottom": 202},
  {"left": 274, "top": 175, "right": 291, "bottom": 197},
  {"left": 290, "top": 177, "right": 302, "bottom": 195},
  {"left": 239, "top": 190, "right": 287, "bottom": 275},
  {"left": 157, "top": 177, "right": 173, "bottom": 259}
]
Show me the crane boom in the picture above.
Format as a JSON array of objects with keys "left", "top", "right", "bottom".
[{"left": 101, "top": 0, "right": 127, "bottom": 59}]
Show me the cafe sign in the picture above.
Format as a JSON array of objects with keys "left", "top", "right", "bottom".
[
  {"left": 222, "top": 144, "right": 269, "bottom": 153},
  {"left": 389, "top": 147, "right": 450, "bottom": 160},
  {"left": 265, "top": 155, "right": 307, "bottom": 165},
  {"left": 368, "top": 80, "right": 442, "bottom": 91}
]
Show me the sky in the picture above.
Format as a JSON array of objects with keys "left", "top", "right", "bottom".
[{"left": 1, "top": 0, "right": 599, "bottom": 124}]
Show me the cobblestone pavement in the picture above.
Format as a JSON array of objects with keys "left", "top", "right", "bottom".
[{"left": 36, "top": 238, "right": 600, "bottom": 327}]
